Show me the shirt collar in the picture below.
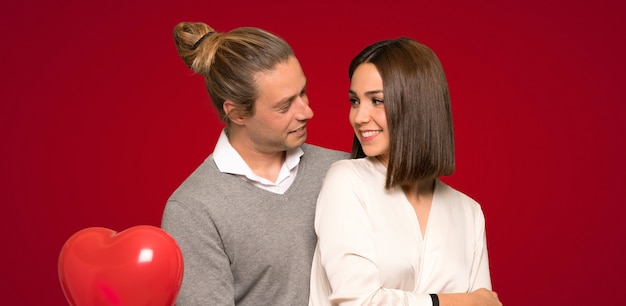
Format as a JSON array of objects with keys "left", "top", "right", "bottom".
[{"left": 213, "top": 129, "right": 303, "bottom": 182}]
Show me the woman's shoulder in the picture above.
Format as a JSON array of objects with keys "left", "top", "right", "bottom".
[{"left": 436, "top": 180, "right": 482, "bottom": 209}]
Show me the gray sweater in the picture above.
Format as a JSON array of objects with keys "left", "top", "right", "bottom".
[{"left": 162, "top": 144, "right": 348, "bottom": 305}]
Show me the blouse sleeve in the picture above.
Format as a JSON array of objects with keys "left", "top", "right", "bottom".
[
  {"left": 313, "top": 161, "right": 432, "bottom": 305},
  {"left": 469, "top": 205, "right": 492, "bottom": 291}
]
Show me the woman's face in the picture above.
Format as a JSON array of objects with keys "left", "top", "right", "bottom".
[{"left": 349, "top": 63, "right": 390, "bottom": 165}]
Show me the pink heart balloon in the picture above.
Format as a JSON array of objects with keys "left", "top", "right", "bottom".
[{"left": 58, "top": 225, "right": 183, "bottom": 306}]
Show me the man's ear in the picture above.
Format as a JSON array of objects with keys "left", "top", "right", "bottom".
[{"left": 223, "top": 100, "right": 246, "bottom": 125}]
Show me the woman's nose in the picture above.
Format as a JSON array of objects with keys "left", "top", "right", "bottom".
[{"left": 351, "top": 104, "right": 370, "bottom": 124}]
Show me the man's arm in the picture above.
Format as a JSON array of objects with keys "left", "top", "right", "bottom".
[{"left": 162, "top": 200, "right": 235, "bottom": 305}]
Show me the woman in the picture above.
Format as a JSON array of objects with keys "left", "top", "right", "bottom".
[{"left": 309, "top": 38, "right": 502, "bottom": 305}]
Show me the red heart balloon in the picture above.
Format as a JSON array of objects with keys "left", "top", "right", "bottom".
[{"left": 58, "top": 225, "right": 184, "bottom": 306}]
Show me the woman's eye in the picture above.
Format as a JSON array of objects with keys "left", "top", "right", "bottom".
[
  {"left": 372, "top": 98, "right": 384, "bottom": 105},
  {"left": 349, "top": 98, "right": 360, "bottom": 106}
]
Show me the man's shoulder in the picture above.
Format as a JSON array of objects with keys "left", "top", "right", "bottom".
[
  {"left": 301, "top": 143, "right": 350, "bottom": 158},
  {"left": 168, "top": 155, "right": 230, "bottom": 198}
]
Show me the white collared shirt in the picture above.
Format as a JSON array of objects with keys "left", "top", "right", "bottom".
[{"left": 212, "top": 129, "right": 303, "bottom": 194}]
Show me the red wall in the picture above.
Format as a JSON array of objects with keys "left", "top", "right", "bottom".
[{"left": 2, "top": 1, "right": 625, "bottom": 304}]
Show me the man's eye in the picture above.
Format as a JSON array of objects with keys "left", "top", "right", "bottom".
[{"left": 277, "top": 102, "right": 291, "bottom": 112}]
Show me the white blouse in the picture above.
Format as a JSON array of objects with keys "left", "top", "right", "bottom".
[{"left": 309, "top": 157, "right": 492, "bottom": 305}]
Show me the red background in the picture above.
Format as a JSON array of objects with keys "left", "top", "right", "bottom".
[{"left": 2, "top": 0, "right": 625, "bottom": 305}]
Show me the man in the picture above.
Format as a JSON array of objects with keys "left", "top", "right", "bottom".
[{"left": 162, "top": 21, "right": 348, "bottom": 305}]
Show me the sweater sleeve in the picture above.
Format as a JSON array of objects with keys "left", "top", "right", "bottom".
[
  {"left": 161, "top": 200, "right": 235, "bottom": 306},
  {"left": 313, "top": 160, "right": 433, "bottom": 305}
]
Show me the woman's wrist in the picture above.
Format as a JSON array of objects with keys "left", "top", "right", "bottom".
[{"left": 429, "top": 293, "right": 440, "bottom": 306}]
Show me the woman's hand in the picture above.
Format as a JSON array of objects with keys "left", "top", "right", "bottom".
[
  {"left": 469, "top": 288, "right": 502, "bottom": 305},
  {"left": 439, "top": 288, "right": 502, "bottom": 306}
]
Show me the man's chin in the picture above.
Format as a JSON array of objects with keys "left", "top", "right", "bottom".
[{"left": 286, "top": 134, "right": 307, "bottom": 149}]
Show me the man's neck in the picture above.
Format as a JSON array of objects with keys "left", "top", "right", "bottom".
[{"left": 228, "top": 130, "right": 286, "bottom": 183}]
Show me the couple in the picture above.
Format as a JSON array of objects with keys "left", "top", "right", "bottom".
[{"left": 161, "top": 21, "right": 502, "bottom": 306}]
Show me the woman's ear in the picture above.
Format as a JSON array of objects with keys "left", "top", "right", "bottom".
[{"left": 223, "top": 100, "right": 246, "bottom": 125}]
